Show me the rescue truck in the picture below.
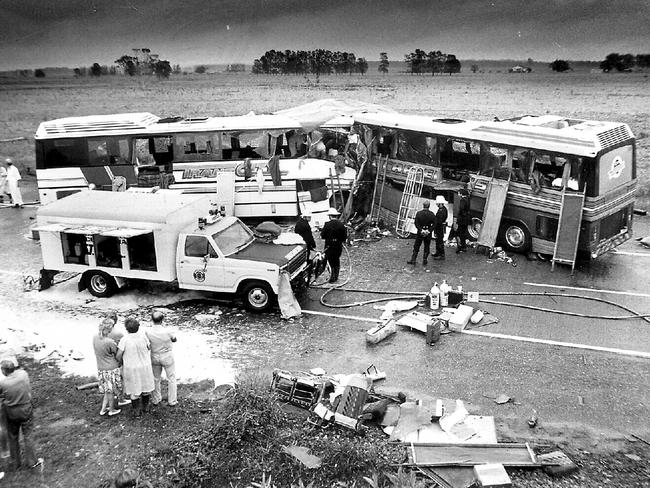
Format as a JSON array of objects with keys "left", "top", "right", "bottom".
[{"left": 35, "top": 190, "right": 310, "bottom": 312}]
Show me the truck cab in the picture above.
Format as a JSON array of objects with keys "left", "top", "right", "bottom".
[{"left": 176, "top": 214, "right": 309, "bottom": 312}]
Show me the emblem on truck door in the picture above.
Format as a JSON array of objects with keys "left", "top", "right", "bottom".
[{"left": 193, "top": 269, "right": 206, "bottom": 282}]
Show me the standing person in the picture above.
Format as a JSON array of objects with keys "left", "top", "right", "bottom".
[
  {"left": 432, "top": 196, "right": 449, "bottom": 260},
  {"left": 407, "top": 200, "right": 436, "bottom": 266},
  {"left": 92, "top": 319, "right": 122, "bottom": 417},
  {"left": 294, "top": 213, "right": 316, "bottom": 251},
  {"left": 116, "top": 317, "right": 155, "bottom": 417},
  {"left": 4, "top": 159, "right": 23, "bottom": 208},
  {"left": 145, "top": 310, "right": 177, "bottom": 407},
  {"left": 0, "top": 361, "right": 42, "bottom": 470},
  {"left": 455, "top": 189, "right": 471, "bottom": 253},
  {"left": 320, "top": 208, "right": 347, "bottom": 283},
  {"left": 0, "top": 164, "right": 8, "bottom": 203},
  {"left": 105, "top": 312, "right": 130, "bottom": 407}
]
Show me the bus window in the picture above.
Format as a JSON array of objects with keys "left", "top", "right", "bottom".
[
  {"left": 440, "top": 138, "right": 480, "bottom": 172},
  {"left": 397, "top": 131, "right": 432, "bottom": 165},
  {"left": 511, "top": 148, "right": 533, "bottom": 183},
  {"left": 239, "top": 131, "right": 267, "bottom": 158},
  {"left": 133, "top": 138, "right": 156, "bottom": 166}
]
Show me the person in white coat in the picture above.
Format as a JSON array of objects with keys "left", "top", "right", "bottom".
[
  {"left": 0, "top": 165, "right": 8, "bottom": 203},
  {"left": 4, "top": 159, "right": 23, "bottom": 208}
]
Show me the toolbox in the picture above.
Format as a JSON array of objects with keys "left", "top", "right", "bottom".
[{"left": 270, "top": 369, "right": 327, "bottom": 409}]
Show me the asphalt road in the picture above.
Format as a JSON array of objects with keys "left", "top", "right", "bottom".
[{"left": 1, "top": 181, "right": 649, "bottom": 451}]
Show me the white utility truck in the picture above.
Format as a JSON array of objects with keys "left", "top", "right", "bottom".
[{"left": 36, "top": 190, "right": 310, "bottom": 312}]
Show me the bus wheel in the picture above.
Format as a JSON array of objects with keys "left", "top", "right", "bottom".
[
  {"left": 500, "top": 221, "right": 531, "bottom": 253},
  {"left": 84, "top": 271, "right": 117, "bottom": 298},
  {"left": 241, "top": 281, "right": 274, "bottom": 313},
  {"left": 467, "top": 218, "right": 482, "bottom": 241}
]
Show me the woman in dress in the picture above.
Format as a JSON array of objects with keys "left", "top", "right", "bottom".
[
  {"left": 92, "top": 319, "right": 122, "bottom": 416},
  {"left": 116, "top": 317, "right": 154, "bottom": 417}
]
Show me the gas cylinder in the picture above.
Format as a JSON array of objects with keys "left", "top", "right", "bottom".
[
  {"left": 439, "top": 280, "right": 451, "bottom": 307},
  {"left": 429, "top": 282, "right": 440, "bottom": 310}
]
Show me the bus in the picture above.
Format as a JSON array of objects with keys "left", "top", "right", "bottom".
[
  {"left": 354, "top": 112, "right": 636, "bottom": 258},
  {"left": 34, "top": 111, "right": 357, "bottom": 220}
]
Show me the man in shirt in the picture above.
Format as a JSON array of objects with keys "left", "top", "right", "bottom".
[
  {"left": 432, "top": 196, "right": 449, "bottom": 260},
  {"left": 145, "top": 310, "right": 177, "bottom": 406},
  {"left": 320, "top": 208, "right": 347, "bottom": 283},
  {"left": 0, "top": 361, "right": 42, "bottom": 470},
  {"left": 294, "top": 213, "right": 316, "bottom": 252},
  {"left": 407, "top": 200, "right": 436, "bottom": 266},
  {"left": 455, "top": 189, "right": 471, "bottom": 253}
]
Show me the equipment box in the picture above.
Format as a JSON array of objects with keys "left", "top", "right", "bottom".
[{"left": 271, "top": 369, "right": 326, "bottom": 409}]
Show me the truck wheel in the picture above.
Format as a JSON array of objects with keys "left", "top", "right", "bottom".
[
  {"left": 241, "top": 281, "right": 274, "bottom": 313},
  {"left": 467, "top": 217, "right": 482, "bottom": 241},
  {"left": 500, "top": 221, "right": 531, "bottom": 253},
  {"left": 84, "top": 271, "right": 117, "bottom": 298}
]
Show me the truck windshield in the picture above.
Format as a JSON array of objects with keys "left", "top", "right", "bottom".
[{"left": 212, "top": 221, "right": 254, "bottom": 256}]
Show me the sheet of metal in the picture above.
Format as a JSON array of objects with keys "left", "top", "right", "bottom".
[
  {"left": 408, "top": 442, "right": 539, "bottom": 467},
  {"left": 99, "top": 228, "right": 153, "bottom": 238}
]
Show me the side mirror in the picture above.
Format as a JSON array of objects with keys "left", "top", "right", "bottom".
[{"left": 203, "top": 254, "right": 210, "bottom": 263}]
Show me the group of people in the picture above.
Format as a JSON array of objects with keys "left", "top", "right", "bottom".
[
  {"left": 294, "top": 207, "right": 348, "bottom": 284},
  {"left": 408, "top": 189, "right": 471, "bottom": 266},
  {"left": 92, "top": 310, "right": 177, "bottom": 418},
  {"left": 0, "top": 158, "right": 24, "bottom": 208}
]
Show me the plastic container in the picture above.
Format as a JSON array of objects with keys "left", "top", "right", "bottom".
[
  {"left": 470, "top": 310, "right": 485, "bottom": 324},
  {"left": 429, "top": 282, "right": 440, "bottom": 310},
  {"left": 439, "top": 280, "right": 451, "bottom": 307}
]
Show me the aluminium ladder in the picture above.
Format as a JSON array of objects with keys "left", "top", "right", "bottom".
[
  {"left": 395, "top": 166, "right": 425, "bottom": 238},
  {"left": 551, "top": 187, "right": 586, "bottom": 273}
]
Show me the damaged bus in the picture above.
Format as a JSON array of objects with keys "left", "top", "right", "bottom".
[
  {"left": 355, "top": 112, "right": 636, "bottom": 259},
  {"left": 34, "top": 111, "right": 356, "bottom": 220}
]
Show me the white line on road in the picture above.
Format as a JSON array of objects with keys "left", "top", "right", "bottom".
[
  {"left": 301, "top": 309, "right": 650, "bottom": 359},
  {"left": 460, "top": 329, "right": 650, "bottom": 359},
  {"left": 524, "top": 282, "right": 650, "bottom": 299},
  {"left": 611, "top": 250, "right": 650, "bottom": 257}
]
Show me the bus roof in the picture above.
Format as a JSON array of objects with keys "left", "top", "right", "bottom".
[
  {"left": 354, "top": 112, "right": 634, "bottom": 157},
  {"left": 146, "top": 113, "right": 304, "bottom": 134},
  {"left": 35, "top": 113, "right": 160, "bottom": 139}
]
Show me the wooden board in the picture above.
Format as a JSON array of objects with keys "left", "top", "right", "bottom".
[
  {"left": 409, "top": 442, "right": 539, "bottom": 467},
  {"left": 477, "top": 179, "right": 509, "bottom": 249},
  {"left": 552, "top": 190, "right": 585, "bottom": 270}
]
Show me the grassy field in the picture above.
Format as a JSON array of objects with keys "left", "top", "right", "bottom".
[{"left": 1, "top": 70, "right": 648, "bottom": 203}]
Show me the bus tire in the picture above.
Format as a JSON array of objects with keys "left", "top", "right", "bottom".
[
  {"left": 84, "top": 271, "right": 117, "bottom": 298},
  {"left": 500, "top": 221, "right": 531, "bottom": 253},
  {"left": 240, "top": 280, "right": 275, "bottom": 313}
]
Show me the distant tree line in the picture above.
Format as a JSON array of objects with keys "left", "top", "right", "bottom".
[
  {"left": 251, "top": 50, "right": 368, "bottom": 76},
  {"left": 404, "top": 49, "right": 461, "bottom": 75},
  {"left": 600, "top": 53, "right": 650, "bottom": 72}
]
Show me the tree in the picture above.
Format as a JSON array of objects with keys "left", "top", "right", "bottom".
[
  {"left": 378, "top": 52, "right": 389, "bottom": 74},
  {"left": 194, "top": 65, "right": 207, "bottom": 74},
  {"left": 153, "top": 60, "right": 172, "bottom": 79},
  {"left": 73, "top": 68, "right": 83, "bottom": 77},
  {"left": 90, "top": 63, "right": 102, "bottom": 76},
  {"left": 115, "top": 55, "right": 138, "bottom": 76},
  {"left": 172, "top": 64, "right": 182, "bottom": 74},
  {"left": 34, "top": 69, "right": 45, "bottom": 78},
  {"left": 443, "top": 54, "right": 461, "bottom": 75},
  {"left": 356, "top": 57, "right": 368, "bottom": 75},
  {"left": 405, "top": 49, "right": 427, "bottom": 74},
  {"left": 471, "top": 64, "right": 479, "bottom": 73},
  {"left": 550, "top": 59, "right": 571, "bottom": 72}
]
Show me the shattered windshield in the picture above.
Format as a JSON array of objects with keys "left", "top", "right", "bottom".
[{"left": 212, "top": 221, "right": 254, "bottom": 256}]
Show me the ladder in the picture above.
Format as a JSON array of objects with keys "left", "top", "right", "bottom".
[
  {"left": 552, "top": 188, "right": 586, "bottom": 273},
  {"left": 396, "top": 166, "right": 425, "bottom": 238},
  {"left": 477, "top": 176, "right": 510, "bottom": 250},
  {"left": 369, "top": 154, "right": 389, "bottom": 224}
]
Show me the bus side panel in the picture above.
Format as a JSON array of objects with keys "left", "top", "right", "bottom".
[{"left": 598, "top": 145, "right": 634, "bottom": 195}]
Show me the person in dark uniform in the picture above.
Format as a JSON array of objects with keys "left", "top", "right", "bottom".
[
  {"left": 455, "top": 189, "right": 471, "bottom": 253},
  {"left": 407, "top": 200, "right": 436, "bottom": 266},
  {"left": 432, "top": 195, "right": 448, "bottom": 260},
  {"left": 294, "top": 213, "right": 316, "bottom": 251},
  {"left": 320, "top": 208, "right": 347, "bottom": 283}
]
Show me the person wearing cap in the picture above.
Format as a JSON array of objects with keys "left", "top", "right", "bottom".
[
  {"left": 432, "top": 195, "right": 449, "bottom": 260},
  {"left": 320, "top": 208, "right": 347, "bottom": 283},
  {"left": 455, "top": 189, "right": 471, "bottom": 253},
  {"left": 407, "top": 200, "right": 436, "bottom": 266},
  {"left": 4, "top": 159, "right": 23, "bottom": 208},
  {"left": 294, "top": 213, "right": 316, "bottom": 252},
  {"left": 145, "top": 310, "right": 177, "bottom": 407},
  {"left": 0, "top": 360, "right": 42, "bottom": 470}
]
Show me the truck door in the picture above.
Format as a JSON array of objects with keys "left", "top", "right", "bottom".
[{"left": 177, "top": 235, "right": 224, "bottom": 291}]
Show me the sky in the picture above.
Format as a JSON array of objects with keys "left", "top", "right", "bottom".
[{"left": 0, "top": 0, "right": 648, "bottom": 70}]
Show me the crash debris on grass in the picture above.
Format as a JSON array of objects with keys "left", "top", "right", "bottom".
[{"left": 270, "top": 367, "right": 577, "bottom": 487}]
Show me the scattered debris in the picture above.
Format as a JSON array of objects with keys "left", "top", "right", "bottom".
[
  {"left": 366, "top": 319, "right": 397, "bottom": 344},
  {"left": 494, "top": 394, "right": 511, "bottom": 405},
  {"left": 527, "top": 410, "right": 538, "bottom": 428},
  {"left": 473, "top": 463, "right": 511, "bottom": 487},
  {"left": 537, "top": 450, "right": 578, "bottom": 476},
  {"left": 636, "top": 236, "right": 650, "bottom": 248},
  {"left": 625, "top": 453, "right": 642, "bottom": 462},
  {"left": 281, "top": 445, "right": 322, "bottom": 469},
  {"left": 76, "top": 381, "right": 99, "bottom": 391}
]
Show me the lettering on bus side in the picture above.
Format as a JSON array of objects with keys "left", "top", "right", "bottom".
[{"left": 182, "top": 168, "right": 220, "bottom": 179}]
